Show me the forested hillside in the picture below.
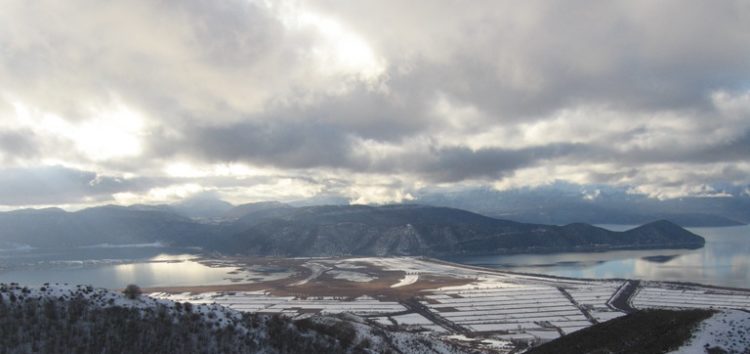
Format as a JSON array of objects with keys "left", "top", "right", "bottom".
[
  {"left": 0, "top": 204, "right": 705, "bottom": 257},
  {"left": 0, "top": 283, "right": 469, "bottom": 354}
]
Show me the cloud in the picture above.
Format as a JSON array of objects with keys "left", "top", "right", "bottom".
[
  {"left": 0, "top": 0, "right": 749, "bottom": 206},
  {"left": 154, "top": 118, "right": 358, "bottom": 170},
  {"left": 308, "top": 0, "right": 750, "bottom": 114},
  {"left": 0, "top": 166, "right": 141, "bottom": 205},
  {"left": 0, "top": 129, "right": 38, "bottom": 161}
]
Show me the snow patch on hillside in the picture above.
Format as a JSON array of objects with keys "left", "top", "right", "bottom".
[
  {"left": 0, "top": 283, "right": 478, "bottom": 354},
  {"left": 668, "top": 310, "right": 750, "bottom": 354}
]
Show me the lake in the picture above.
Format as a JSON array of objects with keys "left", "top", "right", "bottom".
[
  {"left": 449, "top": 225, "right": 750, "bottom": 288},
  {"left": 0, "top": 225, "right": 747, "bottom": 289},
  {"left": 0, "top": 247, "right": 251, "bottom": 289}
]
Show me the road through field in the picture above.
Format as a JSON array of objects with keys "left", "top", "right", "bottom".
[{"left": 608, "top": 280, "right": 640, "bottom": 314}]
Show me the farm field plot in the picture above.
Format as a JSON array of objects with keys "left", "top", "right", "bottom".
[
  {"left": 153, "top": 291, "right": 405, "bottom": 317},
  {"left": 565, "top": 282, "right": 625, "bottom": 323},
  {"left": 371, "top": 313, "right": 439, "bottom": 329},
  {"left": 632, "top": 286, "right": 750, "bottom": 310},
  {"left": 421, "top": 285, "right": 592, "bottom": 339},
  {"left": 150, "top": 257, "right": 750, "bottom": 351},
  {"left": 262, "top": 296, "right": 406, "bottom": 315}
]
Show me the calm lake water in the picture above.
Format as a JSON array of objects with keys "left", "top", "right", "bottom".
[
  {"left": 450, "top": 225, "right": 750, "bottom": 288},
  {"left": 0, "top": 247, "right": 241, "bottom": 289},
  {"left": 0, "top": 225, "right": 748, "bottom": 289}
]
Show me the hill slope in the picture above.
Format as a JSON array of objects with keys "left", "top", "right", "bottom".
[
  {"left": 217, "top": 205, "right": 704, "bottom": 256},
  {"left": 526, "top": 309, "right": 750, "bottom": 354},
  {"left": 0, "top": 205, "right": 213, "bottom": 249},
  {"left": 0, "top": 204, "right": 705, "bottom": 257},
  {"left": 0, "top": 283, "right": 471, "bottom": 354}
]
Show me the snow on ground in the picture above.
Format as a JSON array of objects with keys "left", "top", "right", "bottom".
[
  {"left": 2, "top": 283, "right": 481, "bottom": 354},
  {"left": 421, "top": 284, "right": 590, "bottom": 342},
  {"left": 347, "top": 257, "right": 599, "bottom": 290},
  {"left": 147, "top": 257, "right": 750, "bottom": 353},
  {"left": 328, "top": 270, "right": 375, "bottom": 282},
  {"left": 668, "top": 310, "right": 750, "bottom": 354},
  {"left": 388, "top": 331, "right": 466, "bottom": 354},
  {"left": 372, "top": 317, "right": 395, "bottom": 326},
  {"left": 593, "top": 311, "right": 625, "bottom": 322},
  {"left": 633, "top": 286, "right": 750, "bottom": 310},
  {"left": 369, "top": 313, "right": 445, "bottom": 333},
  {"left": 566, "top": 282, "right": 625, "bottom": 323},
  {"left": 291, "top": 262, "right": 330, "bottom": 286},
  {"left": 152, "top": 291, "right": 406, "bottom": 317},
  {"left": 263, "top": 296, "right": 406, "bottom": 315},
  {"left": 390, "top": 313, "right": 434, "bottom": 325},
  {"left": 422, "top": 325, "right": 449, "bottom": 333},
  {"left": 444, "top": 334, "right": 515, "bottom": 352},
  {"left": 348, "top": 257, "right": 488, "bottom": 280},
  {"left": 391, "top": 273, "right": 419, "bottom": 288},
  {"left": 1, "top": 283, "right": 244, "bottom": 330},
  {"left": 330, "top": 261, "right": 367, "bottom": 269}
]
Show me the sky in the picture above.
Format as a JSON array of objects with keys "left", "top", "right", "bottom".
[{"left": 0, "top": 0, "right": 749, "bottom": 209}]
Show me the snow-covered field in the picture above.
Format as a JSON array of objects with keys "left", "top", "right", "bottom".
[
  {"left": 153, "top": 291, "right": 406, "bottom": 317},
  {"left": 633, "top": 286, "right": 750, "bottom": 310},
  {"left": 328, "top": 270, "right": 376, "bottom": 282},
  {"left": 151, "top": 257, "right": 750, "bottom": 352},
  {"left": 422, "top": 285, "right": 588, "bottom": 340},
  {"left": 567, "top": 282, "right": 626, "bottom": 323},
  {"left": 371, "top": 313, "right": 436, "bottom": 328}
]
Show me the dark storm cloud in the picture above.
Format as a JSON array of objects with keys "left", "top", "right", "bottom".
[
  {"left": 577, "top": 127, "right": 750, "bottom": 167},
  {"left": 154, "top": 112, "right": 584, "bottom": 183},
  {"left": 694, "top": 129, "right": 750, "bottom": 162},
  {"left": 413, "top": 144, "right": 585, "bottom": 182},
  {"left": 153, "top": 119, "right": 359, "bottom": 169}
]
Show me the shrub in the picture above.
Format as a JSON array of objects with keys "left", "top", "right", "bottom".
[{"left": 123, "top": 284, "right": 142, "bottom": 300}]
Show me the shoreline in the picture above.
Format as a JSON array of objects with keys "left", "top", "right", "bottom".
[{"left": 422, "top": 256, "right": 750, "bottom": 293}]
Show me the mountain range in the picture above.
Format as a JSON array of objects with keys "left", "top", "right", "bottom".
[
  {"left": 0, "top": 202, "right": 705, "bottom": 257},
  {"left": 413, "top": 184, "right": 750, "bottom": 227}
]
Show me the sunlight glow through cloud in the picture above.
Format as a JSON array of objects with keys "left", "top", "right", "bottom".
[
  {"left": 273, "top": 2, "right": 386, "bottom": 84},
  {"left": 11, "top": 100, "right": 145, "bottom": 161}
]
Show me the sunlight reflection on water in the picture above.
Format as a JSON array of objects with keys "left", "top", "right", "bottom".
[
  {"left": 0, "top": 250, "right": 243, "bottom": 289},
  {"left": 451, "top": 225, "right": 750, "bottom": 288}
]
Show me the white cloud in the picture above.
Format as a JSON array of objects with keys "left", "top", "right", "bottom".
[
  {"left": 278, "top": 6, "right": 386, "bottom": 84},
  {"left": 3, "top": 99, "right": 146, "bottom": 162},
  {"left": 114, "top": 183, "right": 206, "bottom": 205},
  {"left": 582, "top": 189, "right": 601, "bottom": 201}
]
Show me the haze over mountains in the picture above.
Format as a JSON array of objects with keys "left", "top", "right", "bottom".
[
  {"left": 154, "top": 184, "right": 750, "bottom": 228},
  {"left": 0, "top": 200, "right": 704, "bottom": 257},
  {"left": 413, "top": 184, "right": 750, "bottom": 227}
]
